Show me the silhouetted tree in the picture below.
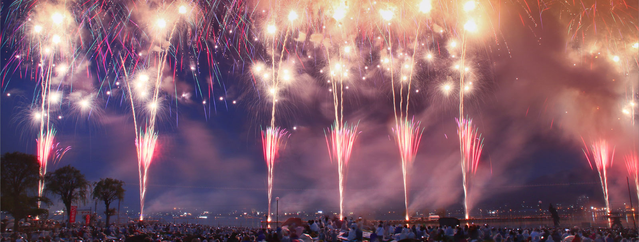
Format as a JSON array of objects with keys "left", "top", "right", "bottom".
[
  {"left": 45, "top": 165, "right": 90, "bottom": 224},
  {"left": 92, "top": 178, "right": 125, "bottom": 226},
  {"left": 1, "top": 152, "right": 49, "bottom": 232}
]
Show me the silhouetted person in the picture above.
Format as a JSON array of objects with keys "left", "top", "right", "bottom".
[{"left": 548, "top": 204, "right": 560, "bottom": 227}]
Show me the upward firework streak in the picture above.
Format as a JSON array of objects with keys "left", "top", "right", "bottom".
[
  {"left": 262, "top": 127, "right": 288, "bottom": 223},
  {"left": 36, "top": 129, "right": 71, "bottom": 206},
  {"left": 583, "top": 139, "right": 615, "bottom": 213},
  {"left": 625, "top": 151, "right": 639, "bottom": 204},
  {"left": 125, "top": 72, "right": 162, "bottom": 221},
  {"left": 4, "top": 0, "right": 636, "bottom": 223},
  {"left": 122, "top": 68, "right": 160, "bottom": 221},
  {"left": 121, "top": 6, "right": 185, "bottom": 220},
  {"left": 392, "top": 119, "right": 424, "bottom": 221},
  {"left": 309, "top": 28, "right": 362, "bottom": 223},
  {"left": 135, "top": 129, "right": 158, "bottom": 221},
  {"left": 122, "top": 60, "right": 167, "bottom": 220},
  {"left": 322, "top": 9, "right": 361, "bottom": 221},
  {"left": 28, "top": 7, "right": 77, "bottom": 208},
  {"left": 36, "top": 54, "right": 57, "bottom": 206},
  {"left": 122, "top": 67, "right": 163, "bottom": 221},
  {"left": 456, "top": 118, "right": 484, "bottom": 220},
  {"left": 383, "top": 2, "right": 430, "bottom": 221},
  {"left": 457, "top": 0, "right": 482, "bottom": 221},
  {"left": 36, "top": 130, "right": 55, "bottom": 203},
  {"left": 258, "top": 11, "right": 296, "bottom": 223},
  {"left": 325, "top": 122, "right": 359, "bottom": 221}
]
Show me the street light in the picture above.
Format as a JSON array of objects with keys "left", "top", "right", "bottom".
[{"left": 276, "top": 197, "right": 280, "bottom": 228}]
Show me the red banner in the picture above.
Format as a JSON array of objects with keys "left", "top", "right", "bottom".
[
  {"left": 85, "top": 214, "right": 90, "bottom": 225},
  {"left": 69, "top": 206, "right": 77, "bottom": 223}
]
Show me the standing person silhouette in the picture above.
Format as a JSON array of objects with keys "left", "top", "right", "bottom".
[{"left": 549, "top": 204, "right": 560, "bottom": 227}]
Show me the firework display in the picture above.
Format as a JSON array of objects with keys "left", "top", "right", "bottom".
[
  {"left": 456, "top": 118, "right": 484, "bottom": 219},
  {"left": 261, "top": 127, "right": 289, "bottom": 223},
  {"left": 135, "top": 129, "right": 158, "bottom": 220},
  {"left": 392, "top": 119, "right": 424, "bottom": 221},
  {"left": 583, "top": 139, "right": 615, "bottom": 213},
  {"left": 36, "top": 129, "right": 71, "bottom": 208},
  {"left": 626, "top": 151, "right": 639, "bottom": 205},
  {"left": 1, "top": 0, "right": 637, "bottom": 221},
  {"left": 325, "top": 122, "right": 360, "bottom": 221}
]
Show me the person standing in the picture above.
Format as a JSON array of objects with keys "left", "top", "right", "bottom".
[{"left": 549, "top": 204, "right": 560, "bottom": 227}]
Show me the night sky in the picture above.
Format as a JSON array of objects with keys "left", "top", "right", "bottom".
[{"left": 1, "top": 0, "right": 637, "bottom": 219}]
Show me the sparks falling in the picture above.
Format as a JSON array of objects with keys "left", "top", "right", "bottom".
[
  {"left": 262, "top": 127, "right": 288, "bottom": 223},
  {"left": 392, "top": 119, "right": 424, "bottom": 221},
  {"left": 583, "top": 139, "right": 615, "bottom": 213},
  {"left": 457, "top": 118, "right": 484, "bottom": 220},
  {"left": 325, "top": 122, "right": 359, "bottom": 221}
]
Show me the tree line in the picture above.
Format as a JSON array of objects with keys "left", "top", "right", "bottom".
[{"left": 1, "top": 152, "right": 126, "bottom": 232}]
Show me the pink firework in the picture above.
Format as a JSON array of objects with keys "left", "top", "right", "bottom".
[
  {"left": 261, "top": 127, "right": 288, "bottom": 223},
  {"left": 37, "top": 129, "right": 56, "bottom": 200},
  {"left": 392, "top": 118, "right": 424, "bottom": 221},
  {"left": 325, "top": 122, "right": 359, "bottom": 221},
  {"left": 625, "top": 151, "right": 639, "bottom": 204},
  {"left": 135, "top": 127, "right": 158, "bottom": 221},
  {"left": 582, "top": 139, "right": 615, "bottom": 213},
  {"left": 36, "top": 129, "right": 70, "bottom": 202},
  {"left": 456, "top": 118, "right": 484, "bottom": 220}
]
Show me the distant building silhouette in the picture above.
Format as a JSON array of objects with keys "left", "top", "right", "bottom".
[{"left": 576, "top": 195, "right": 590, "bottom": 210}]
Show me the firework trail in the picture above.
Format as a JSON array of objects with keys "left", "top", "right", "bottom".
[
  {"left": 262, "top": 127, "right": 288, "bottom": 222},
  {"left": 135, "top": 128, "right": 158, "bottom": 221},
  {"left": 623, "top": 84, "right": 638, "bottom": 126},
  {"left": 36, "top": 129, "right": 55, "bottom": 204},
  {"left": 380, "top": 1, "right": 433, "bottom": 221},
  {"left": 0, "top": 0, "right": 570, "bottom": 220},
  {"left": 456, "top": 118, "right": 484, "bottom": 220},
  {"left": 1, "top": 3, "right": 84, "bottom": 208},
  {"left": 454, "top": 1, "right": 483, "bottom": 220},
  {"left": 582, "top": 139, "right": 615, "bottom": 213},
  {"left": 35, "top": 48, "right": 58, "bottom": 204},
  {"left": 121, "top": 63, "right": 164, "bottom": 221},
  {"left": 392, "top": 119, "right": 424, "bottom": 221},
  {"left": 256, "top": 11, "right": 297, "bottom": 223},
  {"left": 1, "top": 0, "right": 271, "bottom": 221},
  {"left": 36, "top": 130, "right": 71, "bottom": 207},
  {"left": 318, "top": 10, "right": 364, "bottom": 220},
  {"left": 135, "top": 129, "right": 158, "bottom": 221},
  {"left": 626, "top": 151, "right": 639, "bottom": 204},
  {"left": 245, "top": 0, "right": 496, "bottom": 221},
  {"left": 252, "top": 61, "right": 289, "bottom": 222},
  {"left": 457, "top": 0, "right": 480, "bottom": 121},
  {"left": 324, "top": 122, "right": 359, "bottom": 221},
  {"left": 115, "top": 3, "right": 200, "bottom": 220}
]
